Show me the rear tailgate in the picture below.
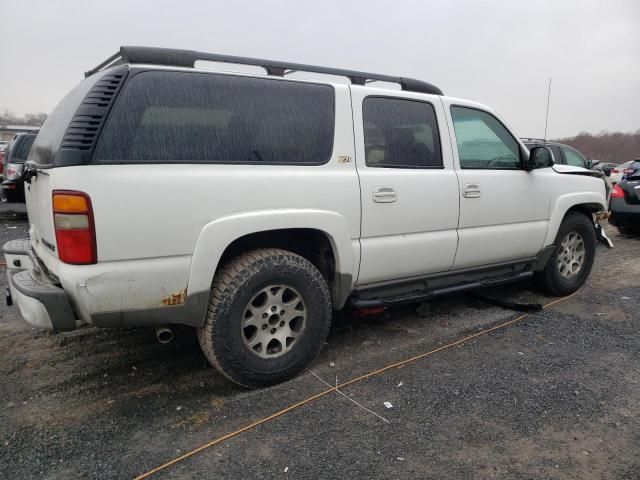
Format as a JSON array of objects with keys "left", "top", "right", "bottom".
[{"left": 25, "top": 172, "right": 60, "bottom": 272}]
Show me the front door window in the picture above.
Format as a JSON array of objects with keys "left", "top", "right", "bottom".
[{"left": 450, "top": 107, "right": 521, "bottom": 169}]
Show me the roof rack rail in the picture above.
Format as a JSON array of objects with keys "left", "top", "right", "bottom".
[{"left": 85, "top": 46, "right": 444, "bottom": 96}]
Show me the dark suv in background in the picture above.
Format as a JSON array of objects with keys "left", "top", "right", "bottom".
[
  {"left": 522, "top": 138, "right": 611, "bottom": 201},
  {"left": 2, "top": 131, "right": 37, "bottom": 202},
  {"left": 522, "top": 139, "right": 594, "bottom": 170}
]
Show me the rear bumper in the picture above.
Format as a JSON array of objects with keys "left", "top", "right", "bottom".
[
  {"left": 3, "top": 238, "right": 208, "bottom": 331},
  {"left": 2, "top": 179, "right": 19, "bottom": 189},
  {"left": 608, "top": 198, "right": 640, "bottom": 227},
  {"left": 3, "top": 239, "right": 76, "bottom": 331}
]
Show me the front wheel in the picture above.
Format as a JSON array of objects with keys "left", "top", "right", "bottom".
[
  {"left": 198, "top": 249, "right": 332, "bottom": 387},
  {"left": 534, "top": 212, "right": 596, "bottom": 296}
]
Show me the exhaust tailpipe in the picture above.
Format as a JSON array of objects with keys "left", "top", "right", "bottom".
[{"left": 154, "top": 326, "right": 174, "bottom": 344}]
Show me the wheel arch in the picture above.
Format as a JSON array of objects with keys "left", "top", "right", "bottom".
[
  {"left": 186, "top": 210, "right": 357, "bottom": 309},
  {"left": 544, "top": 192, "right": 606, "bottom": 246}
]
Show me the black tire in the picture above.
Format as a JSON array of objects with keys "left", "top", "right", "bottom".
[
  {"left": 3, "top": 187, "right": 24, "bottom": 203},
  {"left": 534, "top": 212, "right": 596, "bottom": 296},
  {"left": 197, "top": 248, "right": 332, "bottom": 388}
]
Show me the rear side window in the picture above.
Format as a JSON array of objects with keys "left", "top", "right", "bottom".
[
  {"left": 94, "top": 71, "right": 335, "bottom": 164},
  {"left": 363, "top": 97, "right": 442, "bottom": 168}
]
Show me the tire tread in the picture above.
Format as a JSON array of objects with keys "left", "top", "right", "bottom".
[{"left": 198, "top": 248, "right": 331, "bottom": 387}]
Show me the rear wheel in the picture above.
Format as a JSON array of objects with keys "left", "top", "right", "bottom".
[
  {"left": 198, "top": 248, "right": 332, "bottom": 387},
  {"left": 534, "top": 212, "right": 596, "bottom": 296}
]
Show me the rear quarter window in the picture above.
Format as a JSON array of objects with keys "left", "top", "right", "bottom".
[
  {"left": 94, "top": 71, "right": 335, "bottom": 165},
  {"left": 14, "top": 135, "right": 36, "bottom": 162}
]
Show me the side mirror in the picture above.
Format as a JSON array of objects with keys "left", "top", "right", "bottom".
[{"left": 528, "top": 146, "right": 554, "bottom": 170}]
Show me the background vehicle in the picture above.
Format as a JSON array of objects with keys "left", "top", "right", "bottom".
[
  {"left": 609, "top": 170, "right": 640, "bottom": 234},
  {"left": 1, "top": 131, "right": 37, "bottom": 202},
  {"left": 621, "top": 160, "right": 640, "bottom": 180},
  {"left": 522, "top": 139, "right": 610, "bottom": 199},
  {"left": 610, "top": 160, "right": 636, "bottom": 184},
  {"left": 594, "top": 162, "right": 617, "bottom": 176},
  {"left": 522, "top": 139, "right": 595, "bottom": 169},
  {"left": 0, "top": 141, "right": 8, "bottom": 179},
  {"left": 3, "top": 47, "right": 610, "bottom": 387}
]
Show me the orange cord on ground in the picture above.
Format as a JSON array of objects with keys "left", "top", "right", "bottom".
[{"left": 134, "top": 291, "right": 578, "bottom": 480}]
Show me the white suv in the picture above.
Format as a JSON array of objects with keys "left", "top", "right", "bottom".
[{"left": 4, "top": 47, "right": 611, "bottom": 387}]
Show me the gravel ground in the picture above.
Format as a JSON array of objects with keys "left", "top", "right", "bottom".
[{"left": 0, "top": 202, "right": 638, "bottom": 480}]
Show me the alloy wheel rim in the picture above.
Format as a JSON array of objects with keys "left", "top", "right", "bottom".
[
  {"left": 241, "top": 284, "right": 307, "bottom": 359},
  {"left": 557, "top": 231, "right": 585, "bottom": 279}
]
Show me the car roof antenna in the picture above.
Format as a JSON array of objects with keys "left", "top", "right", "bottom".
[{"left": 543, "top": 77, "right": 552, "bottom": 144}]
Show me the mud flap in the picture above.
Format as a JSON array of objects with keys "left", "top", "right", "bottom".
[{"left": 593, "top": 214, "right": 614, "bottom": 248}]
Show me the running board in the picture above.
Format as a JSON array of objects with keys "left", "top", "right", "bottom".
[{"left": 349, "top": 271, "right": 533, "bottom": 309}]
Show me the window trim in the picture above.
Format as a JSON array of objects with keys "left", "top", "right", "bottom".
[
  {"left": 450, "top": 105, "right": 525, "bottom": 171},
  {"left": 91, "top": 68, "right": 336, "bottom": 167},
  {"left": 362, "top": 95, "right": 445, "bottom": 170}
]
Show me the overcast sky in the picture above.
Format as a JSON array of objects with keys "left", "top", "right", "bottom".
[{"left": 0, "top": 0, "right": 638, "bottom": 138}]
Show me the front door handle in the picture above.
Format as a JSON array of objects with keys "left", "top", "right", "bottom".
[
  {"left": 372, "top": 186, "right": 397, "bottom": 203},
  {"left": 463, "top": 183, "right": 481, "bottom": 198}
]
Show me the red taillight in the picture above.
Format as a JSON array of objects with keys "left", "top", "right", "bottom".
[
  {"left": 611, "top": 185, "right": 625, "bottom": 199},
  {"left": 612, "top": 169, "right": 619, "bottom": 174},
  {"left": 52, "top": 190, "right": 97, "bottom": 264}
]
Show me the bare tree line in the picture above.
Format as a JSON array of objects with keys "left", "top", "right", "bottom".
[
  {"left": 0, "top": 110, "right": 48, "bottom": 127},
  {"left": 553, "top": 130, "right": 640, "bottom": 164}
]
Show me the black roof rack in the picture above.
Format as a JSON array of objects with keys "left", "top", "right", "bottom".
[{"left": 85, "top": 46, "right": 443, "bottom": 96}]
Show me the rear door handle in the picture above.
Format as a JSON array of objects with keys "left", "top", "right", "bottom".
[
  {"left": 463, "top": 183, "right": 481, "bottom": 198},
  {"left": 372, "top": 186, "right": 397, "bottom": 203}
]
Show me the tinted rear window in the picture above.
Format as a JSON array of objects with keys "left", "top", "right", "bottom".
[
  {"left": 94, "top": 71, "right": 335, "bottom": 164},
  {"left": 14, "top": 135, "right": 36, "bottom": 161}
]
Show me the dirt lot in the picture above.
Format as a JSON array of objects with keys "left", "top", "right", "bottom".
[{"left": 1, "top": 202, "right": 638, "bottom": 480}]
